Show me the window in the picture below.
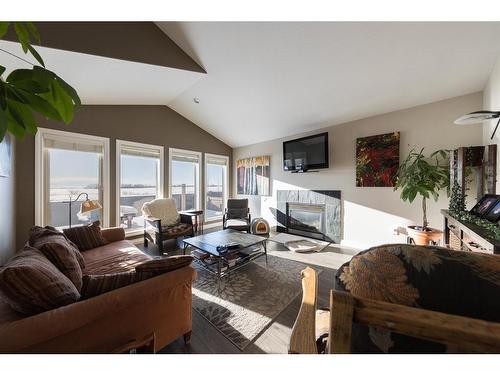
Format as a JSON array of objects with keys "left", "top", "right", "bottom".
[
  {"left": 169, "top": 148, "right": 202, "bottom": 211},
  {"left": 204, "top": 153, "right": 229, "bottom": 221},
  {"left": 35, "top": 128, "right": 110, "bottom": 229},
  {"left": 116, "top": 140, "right": 164, "bottom": 234}
]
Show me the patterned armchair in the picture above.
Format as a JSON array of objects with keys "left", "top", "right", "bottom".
[
  {"left": 142, "top": 198, "right": 194, "bottom": 253},
  {"left": 290, "top": 244, "right": 500, "bottom": 354}
]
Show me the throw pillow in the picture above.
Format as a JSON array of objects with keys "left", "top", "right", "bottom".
[
  {"left": 63, "top": 221, "right": 108, "bottom": 251},
  {"left": 0, "top": 246, "right": 80, "bottom": 315},
  {"left": 81, "top": 271, "right": 151, "bottom": 299},
  {"left": 29, "top": 226, "right": 85, "bottom": 291},
  {"left": 135, "top": 255, "right": 193, "bottom": 275}
]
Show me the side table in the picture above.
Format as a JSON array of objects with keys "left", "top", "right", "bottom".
[{"left": 180, "top": 210, "right": 204, "bottom": 235}]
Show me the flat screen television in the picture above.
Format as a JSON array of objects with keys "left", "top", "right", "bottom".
[{"left": 283, "top": 132, "right": 329, "bottom": 172}]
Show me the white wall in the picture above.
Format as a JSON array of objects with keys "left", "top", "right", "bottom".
[
  {"left": 233, "top": 93, "right": 483, "bottom": 249},
  {"left": 0, "top": 137, "right": 16, "bottom": 265},
  {"left": 482, "top": 57, "right": 500, "bottom": 192}
]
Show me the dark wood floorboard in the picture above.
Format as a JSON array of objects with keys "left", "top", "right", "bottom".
[{"left": 134, "top": 229, "right": 337, "bottom": 354}]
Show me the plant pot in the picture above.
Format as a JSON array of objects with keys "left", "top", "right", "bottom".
[{"left": 407, "top": 225, "right": 443, "bottom": 246}]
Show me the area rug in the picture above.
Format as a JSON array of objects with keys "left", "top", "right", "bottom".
[{"left": 192, "top": 253, "right": 312, "bottom": 350}]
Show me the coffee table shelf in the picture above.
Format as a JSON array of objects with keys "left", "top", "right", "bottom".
[{"left": 183, "top": 229, "right": 268, "bottom": 280}]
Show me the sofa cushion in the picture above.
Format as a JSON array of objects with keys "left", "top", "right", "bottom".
[
  {"left": 82, "top": 240, "right": 151, "bottom": 275},
  {"left": 81, "top": 271, "right": 151, "bottom": 299},
  {"left": 161, "top": 223, "right": 193, "bottom": 237},
  {"left": 29, "top": 226, "right": 84, "bottom": 291},
  {"left": 63, "top": 221, "right": 108, "bottom": 251},
  {"left": 136, "top": 255, "right": 193, "bottom": 275},
  {"left": 142, "top": 198, "right": 180, "bottom": 227},
  {"left": 0, "top": 246, "right": 80, "bottom": 315},
  {"left": 335, "top": 244, "right": 500, "bottom": 353}
]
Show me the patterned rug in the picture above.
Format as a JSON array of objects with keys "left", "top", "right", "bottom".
[{"left": 192, "top": 253, "right": 309, "bottom": 350}]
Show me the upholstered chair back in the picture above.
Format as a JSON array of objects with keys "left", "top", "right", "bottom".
[
  {"left": 142, "top": 198, "right": 180, "bottom": 227},
  {"left": 226, "top": 199, "right": 249, "bottom": 219},
  {"left": 335, "top": 244, "right": 500, "bottom": 353}
]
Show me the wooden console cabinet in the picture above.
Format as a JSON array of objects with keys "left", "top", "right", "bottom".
[{"left": 442, "top": 209, "right": 500, "bottom": 254}]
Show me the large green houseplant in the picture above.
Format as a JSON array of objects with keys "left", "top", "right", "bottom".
[
  {"left": 394, "top": 148, "right": 449, "bottom": 245},
  {"left": 0, "top": 22, "right": 80, "bottom": 143}
]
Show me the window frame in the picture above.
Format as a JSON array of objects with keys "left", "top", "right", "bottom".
[
  {"left": 204, "top": 153, "right": 229, "bottom": 222},
  {"left": 168, "top": 147, "right": 202, "bottom": 211},
  {"left": 34, "top": 127, "right": 110, "bottom": 228},
  {"left": 116, "top": 139, "right": 164, "bottom": 236}
]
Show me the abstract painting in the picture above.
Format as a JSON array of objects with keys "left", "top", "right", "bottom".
[
  {"left": 0, "top": 134, "right": 12, "bottom": 178},
  {"left": 356, "top": 132, "right": 400, "bottom": 187},
  {"left": 237, "top": 156, "right": 270, "bottom": 195}
]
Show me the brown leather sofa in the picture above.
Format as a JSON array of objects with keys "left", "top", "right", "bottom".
[{"left": 0, "top": 227, "right": 197, "bottom": 353}]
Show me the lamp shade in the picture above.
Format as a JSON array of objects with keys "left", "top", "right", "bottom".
[
  {"left": 454, "top": 110, "right": 500, "bottom": 125},
  {"left": 79, "top": 199, "right": 102, "bottom": 215}
]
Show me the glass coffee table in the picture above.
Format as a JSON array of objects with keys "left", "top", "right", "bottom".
[{"left": 183, "top": 229, "right": 268, "bottom": 280}]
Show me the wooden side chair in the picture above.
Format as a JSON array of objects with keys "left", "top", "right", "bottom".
[
  {"left": 142, "top": 198, "right": 194, "bottom": 253},
  {"left": 290, "top": 266, "right": 500, "bottom": 354}
]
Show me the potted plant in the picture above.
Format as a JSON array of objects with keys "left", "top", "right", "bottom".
[
  {"left": 0, "top": 22, "right": 80, "bottom": 143},
  {"left": 394, "top": 148, "right": 449, "bottom": 245}
]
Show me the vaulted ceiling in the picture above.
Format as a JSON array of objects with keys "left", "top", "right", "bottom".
[
  {"left": 3, "top": 22, "right": 500, "bottom": 148},
  {"left": 157, "top": 22, "right": 500, "bottom": 147}
]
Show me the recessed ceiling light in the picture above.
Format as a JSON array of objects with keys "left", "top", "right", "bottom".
[{"left": 193, "top": 97, "right": 200, "bottom": 104}]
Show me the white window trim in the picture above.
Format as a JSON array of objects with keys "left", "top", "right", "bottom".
[
  {"left": 116, "top": 140, "right": 164, "bottom": 236},
  {"left": 168, "top": 147, "right": 202, "bottom": 211},
  {"left": 204, "top": 153, "right": 229, "bottom": 222},
  {"left": 35, "top": 127, "right": 110, "bottom": 228}
]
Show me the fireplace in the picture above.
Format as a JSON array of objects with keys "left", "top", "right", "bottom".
[
  {"left": 276, "top": 190, "right": 341, "bottom": 243},
  {"left": 286, "top": 203, "right": 326, "bottom": 239}
]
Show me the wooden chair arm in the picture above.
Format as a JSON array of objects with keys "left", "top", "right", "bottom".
[
  {"left": 328, "top": 290, "right": 500, "bottom": 354},
  {"left": 144, "top": 216, "right": 161, "bottom": 231},
  {"left": 289, "top": 267, "right": 318, "bottom": 354},
  {"left": 180, "top": 213, "right": 194, "bottom": 225}
]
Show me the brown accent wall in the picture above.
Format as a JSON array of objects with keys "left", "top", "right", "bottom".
[
  {"left": 15, "top": 105, "right": 231, "bottom": 248},
  {"left": 5, "top": 22, "right": 205, "bottom": 73}
]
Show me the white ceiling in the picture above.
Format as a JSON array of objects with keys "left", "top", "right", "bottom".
[
  {"left": 157, "top": 22, "right": 500, "bottom": 148},
  {"left": 0, "top": 40, "right": 204, "bottom": 105}
]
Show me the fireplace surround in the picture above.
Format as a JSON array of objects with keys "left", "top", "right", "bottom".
[{"left": 276, "top": 190, "right": 341, "bottom": 242}]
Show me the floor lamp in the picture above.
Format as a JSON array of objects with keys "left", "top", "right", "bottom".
[{"left": 66, "top": 192, "right": 102, "bottom": 228}]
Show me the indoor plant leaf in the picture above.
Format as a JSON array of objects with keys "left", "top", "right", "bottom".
[
  {"left": 0, "top": 22, "right": 80, "bottom": 141},
  {"left": 56, "top": 75, "right": 81, "bottom": 107},
  {"left": 40, "top": 79, "right": 75, "bottom": 123},
  {"left": 27, "top": 44, "right": 45, "bottom": 67},
  {"left": 6, "top": 99, "right": 37, "bottom": 135},
  {"left": 0, "top": 107, "right": 7, "bottom": 142},
  {"left": 0, "top": 22, "right": 9, "bottom": 39},
  {"left": 6, "top": 109, "right": 26, "bottom": 139}
]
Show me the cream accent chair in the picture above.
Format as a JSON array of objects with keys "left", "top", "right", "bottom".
[{"left": 142, "top": 198, "right": 194, "bottom": 253}]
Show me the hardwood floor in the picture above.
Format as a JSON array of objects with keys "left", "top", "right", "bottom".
[{"left": 134, "top": 229, "right": 350, "bottom": 354}]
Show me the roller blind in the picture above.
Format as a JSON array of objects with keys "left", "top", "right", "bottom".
[
  {"left": 43, "top": 135, "right": 103, "bottom": 154},
  {"left": 171, "top": 149, "right": 200, "bottom": 163},
  {"left": 121, "top": 145, "right": 161, "bottom": 158},
  {"left": 206, "top": 154, "right": 228, "bottom": 166}
]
